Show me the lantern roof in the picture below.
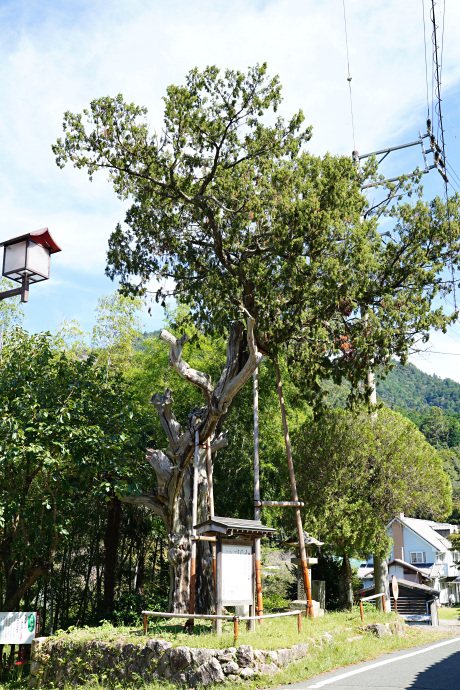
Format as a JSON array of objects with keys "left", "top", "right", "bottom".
[
  {"left": 195, "top": 515, "right": 276, "bottom": 539},
  {"left": 283, "top": 531, "right": 324, "bottom": 548},
  {"left": 0, "top": 228, "right": 61, "bottom": 254}
]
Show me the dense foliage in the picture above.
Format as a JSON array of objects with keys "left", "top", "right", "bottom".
[
  {"left": 0, "top": 328, "right": 150, "bottom": 613},
  {"left": 53, "top": 64, "right": 460, "bottom": 409},
  {"left": 293, "top": 408, "right": 452, "bottom": 559}
]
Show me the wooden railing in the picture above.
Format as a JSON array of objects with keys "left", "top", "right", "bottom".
[
  {"left": 358, "top": 592, "right": 386, "bottom": 622},
  {"left": 142, "top": 609, "right": 303, "bottom": 643}
]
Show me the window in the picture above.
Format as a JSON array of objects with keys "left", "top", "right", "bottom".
[
  {"left": 410, "top": 552, "right": 426, "bottom": 564},
  {"left": 437, "top": 552, "right": 445, "bottom": 562}
]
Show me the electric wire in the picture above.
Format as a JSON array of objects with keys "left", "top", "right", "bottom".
[
  {"left": 342, "top": 0, "right": 356, "bottom": 151},
  {"left": 422, "top": 0, "right": 430, "bottom": 119},
  {"left": 430, "top": 0, "right": 456, "bottom": 308},
  {"left": 446, "top": 162, "right": 460, "bottom": 190}
]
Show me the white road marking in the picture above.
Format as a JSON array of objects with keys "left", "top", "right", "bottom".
[{"left": 306, "top": 635, "right": 460, "bottom": 688}]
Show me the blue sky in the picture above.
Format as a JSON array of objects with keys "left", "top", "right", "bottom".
[{"left": 2, "top": 0, "right": 460, "bottom": 378}]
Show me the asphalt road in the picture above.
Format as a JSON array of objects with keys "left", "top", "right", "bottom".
[{"left": 276, "top": 635, "right": 460, "bottom": 689}]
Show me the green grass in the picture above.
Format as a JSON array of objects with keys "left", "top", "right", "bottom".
[
  {"left": 0, "top": 611, "right": 458, "bottom": 689},
  {"left": 437, "top": 605, "right": 460, "bottom": 620}
]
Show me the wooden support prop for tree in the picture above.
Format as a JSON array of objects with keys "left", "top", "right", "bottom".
[
  {"left": 275, "top": 360, "right": 314, "bottom": 618},
  {"left": 188, "top": 430, "right": 199, "bottom": 630},
  {"left": 253, "top": 368, "right": 264, "bottom": 624},
  {"left": 143, "top": 613, "right": 148, "bottom": 635},
  {"left": 206, "top": 437, "right": 217, "bottom": 597}
]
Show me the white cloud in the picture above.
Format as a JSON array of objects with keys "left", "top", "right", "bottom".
[{"left": 1, "top": 0, "right": 460, "bottom": 376}]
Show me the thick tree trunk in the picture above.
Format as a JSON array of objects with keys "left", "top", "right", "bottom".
[
  {"left": 167, "top": 449, "right": 214, "bottom": 612},
  {"left": 338, "top": 555, "right": 353, "bottom": 611},
  {"left": 121, "top": 318, "right": 262, "bottom": 612},
  {"left": 373, "top": 555, "right": 390, "bottom": 612},
  {"left": 103, "top": 496, "right": 122, "bottom": 613}
]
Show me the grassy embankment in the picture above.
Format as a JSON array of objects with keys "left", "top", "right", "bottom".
[{"left": 0, "top": 609, "right": 458, "bottom": 689}]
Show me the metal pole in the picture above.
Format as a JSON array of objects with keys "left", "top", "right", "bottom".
[
  {"left": 275, "top": 360, "right": 314, "bottom": 618},
  {"left": 206, "top": 438, "right": 217, "bottom": 599},
  {"left": 20, "top": 275, "right": 29, "bottom": 303},
  {"left": 253, "top": 369, "right": 264, "bottom": 624},
  {"left": 188, "top": 430, "right": 199, "bottom": 629}
]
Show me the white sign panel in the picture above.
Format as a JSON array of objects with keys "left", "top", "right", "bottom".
[
  {"left": 221, "top": 542, "right": 253, "bottom": 605},
  {"left": 0, "top": 612, "right": 37, "bottom": 644}
]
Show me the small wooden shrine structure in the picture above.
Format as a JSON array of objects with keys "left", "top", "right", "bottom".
[
  {"left": 195, "top": 516, "right": 276, "bottom": 633},
  {"left": 283, "top": 531, "right": 324, "bottom": 601}
]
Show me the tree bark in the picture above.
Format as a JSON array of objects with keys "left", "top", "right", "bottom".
[
  {"left": 373, "top": 554, "right": 390, "bottom": 612},
  {"left": 121, "top": 318, "right": 262, "bottom": 611},
  {"left": 103, "top": 496, "right": 122, "bottom": 613},
  {"left": 338, "top": 555, "right": 353, "bottom": 611}
]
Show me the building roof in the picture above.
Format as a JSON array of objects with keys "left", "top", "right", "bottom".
[
  {"left": 387, "top": 515, "right": 453, "bottom": 552},
  {"left": 358, "top": 578, "right": 439, "bottom": 597},
  {"left": 388, "top": 559, "right": 431, "bottom": 579},
  {"left": 194, "top": 516, "right": 276, "bottom": 538}
]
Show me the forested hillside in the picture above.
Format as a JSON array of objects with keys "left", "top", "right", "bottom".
[{"left": 376, "top": 363, "right": 460, "bottom": 414}]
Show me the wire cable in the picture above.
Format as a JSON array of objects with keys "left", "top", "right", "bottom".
[
  {"left": 342, "top": 0, "right": 356, "bottom": 151},
  {"left": 422, "top": 0, "right": 430, "bottom": 119},
  {"left": 431, "top": 0, "right": 456, "bottom": 308}
]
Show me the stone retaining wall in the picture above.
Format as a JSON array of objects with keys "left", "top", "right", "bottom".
[{"left": 29, "top": 621, "right": 404, "bottom": 688}]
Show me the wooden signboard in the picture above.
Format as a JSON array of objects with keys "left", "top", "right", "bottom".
[
  {"left": 0, "top": 612, "right": 39, "bottom": 644},
  {"left": 221, "top": 540, "right": 253, "bottom": 606}
]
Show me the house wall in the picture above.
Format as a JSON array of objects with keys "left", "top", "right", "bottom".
[
  {"left": 394, "top": 527, "right": 436, "bottom": 565},
  {"left": 392, "top": 522, "right": 404, "bottom": 561}
]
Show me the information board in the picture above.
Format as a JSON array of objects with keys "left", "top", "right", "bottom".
[
  {"left": 221, "top": 541, "right": 253, "bottom": 605},
  {"left": 0, "top": 612, "right": 38, "bottom": 644}
]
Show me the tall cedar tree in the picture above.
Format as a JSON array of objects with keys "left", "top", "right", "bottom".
[{"left": 53, "top": 65, "right": 460, "bottom": 609}]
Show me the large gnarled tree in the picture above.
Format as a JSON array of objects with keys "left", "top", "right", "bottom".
[{"left": 54, "top": 64, "right": 460, "bottom": 610}]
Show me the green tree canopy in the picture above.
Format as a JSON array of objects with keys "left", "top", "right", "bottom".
[
  {"left": 293, "top": 408, "right": 452, "bottom": 559},
  {"left": 0, "top": 329, "right": 149, "bottom": 611},
  {"left": 53, "top": 64, "right": 460, "bottom": 406}
]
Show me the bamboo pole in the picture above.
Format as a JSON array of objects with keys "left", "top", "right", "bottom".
[
  {"left": 275, "top": 360, "right": 314, "bottom": 618},
  {"left": 253, "top": 369, "right": 264, "bottom": 624},
  {"left": 188, "top": 430, "right": 200, "bottom": 629}
]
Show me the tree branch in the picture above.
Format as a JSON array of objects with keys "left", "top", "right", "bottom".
[{"left": 160, "top": 330, "right": 214, "bottom": 407}]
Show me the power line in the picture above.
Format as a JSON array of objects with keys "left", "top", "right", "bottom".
[
  {"left": 430, "top": 0, "right": 456, "bottom": 308},
  {"left": 422, "top": 0, "right": 430, "bottom": 119},
  {"left": 342, "top": 0, "right": 356, "bottom": 151}
]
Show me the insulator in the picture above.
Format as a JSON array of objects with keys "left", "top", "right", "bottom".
[{"left": 427, "top": 118, "right": 432, "bottom": 133}]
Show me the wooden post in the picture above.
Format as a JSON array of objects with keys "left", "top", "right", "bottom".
[
  {"left": 216, "top": 538, "right": 223, "bottom": 635},
  {"left": 297, "top": 612, "right": 302, "bottom": 633},
  {"left": 275, "top": 360, "right": 314, "bottom": 618},
  {"left": 234, "top": 617, "right": 239, "bottom": 644},
  {"left": 206, "top": 438, "right": 217, "bottom": 598},
  {"left": 253, "top": 369, "right": 264, "bottom": 625},
  {"left": 143, "top": 613, "right": 148, "bottom": 635},
  {"left": 394, "top": 599, "right": 398, "bottom": 615},
  {"left": 359, "top": 600, "right": 364, "bottom": 623},
  {"left": 188, "top": 430, "right": 200, "bottom": 630}
]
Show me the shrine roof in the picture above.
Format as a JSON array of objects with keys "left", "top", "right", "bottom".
[{"left": 194, "top": 516, "right": 276, "bottom": 538}]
